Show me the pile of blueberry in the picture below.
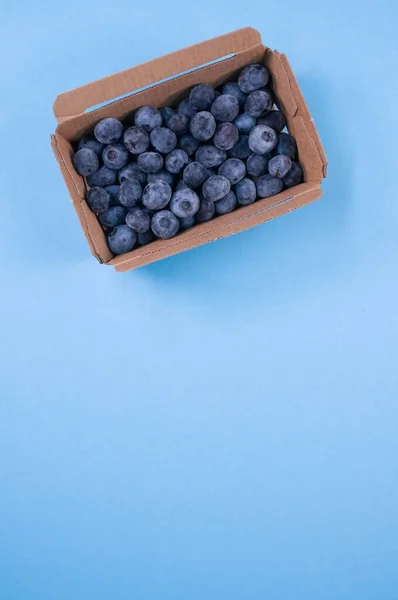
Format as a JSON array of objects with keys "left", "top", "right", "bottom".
[{"left": 73, "top": 63, "right": 303, "bottom": 255}]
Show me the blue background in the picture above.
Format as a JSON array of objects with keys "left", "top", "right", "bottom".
[{"left": 1, "top": 1, "right": 398, "bottom": 598}]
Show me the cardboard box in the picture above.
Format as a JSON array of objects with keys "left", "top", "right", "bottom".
[{"left": 51, "top": 27, "right": 327, "bottom": 272}]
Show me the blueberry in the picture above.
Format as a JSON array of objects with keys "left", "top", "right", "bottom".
[
  {"left": 170, "top": 188, "right": 200, "bottom": 218},
  {"left": 86, "top": 186, "right": 110, "bottom": 213},
  {"left": 104, "top": 185, "right": 121, "bottom": 206},
  {"left": 221, "top": 82, "right": 247, "bottom": 107},
  {"left": 235, "top": 178, "right": 257, "bottom": 205},
  {"left": 238, "top": 63, "right": 269, "bottom": 93},
  {"left": 260, "top": 86, "right": 274, "bottom": 104},
  {"left": 213, "top": 123, "right": 239, "bottom": 151},
  {"left": 190, "top": 111, "right": 217, "bottom": 141},
  {"left": 137, "top": 152, "right": 163, "bottom": 173},
  {"left": 257, "top": 110, "right": 286, "bottom": 133},
  {"left": 228, "top": 135, "right": 251, "bottom": 160},
  {"left": 123, "top": 126, "right": 150, "bottom": 154},
  {"left": 94, "top": 118, "right": 124, "bottom": 144},
  {"left": 215, "top": 190, "right": 237, "bottom": 215},
  {"left": 246, "top": 152, "right": 271, "bottom": 177},
  {"left": 195, "top": 145, "right": 227, "bottom": 168},
  {"left": 275, "top": 132, "right": 297, "bottom": 159},
  {"left": 268, "top": 155, "right": 292, "bottom": 178},
  {"left": 248, "top": 125, "right": 277, "bottom": 154},
  {"left": 233, "top": 113, "right": 256, "bottom": 135},
  {"left": 159, "top": 106, "right": 175, "bottom": 125},
  {"left": 244, "top": 90, "right": 273, "bottom": 118},
  {"left": 151, "top": 210, "right": 179, "bottom": 239},
  {"left": 218, "top": 158, "right": 246, "bottom": 185},
  {"left": 102, "top": 143, "right": 129, "bottom": 170},
  {"left": 142, "top": 180, "right": 172, "bottom": 210},
  {"left": 178, "top": 99, "right": 198, "bottom": 119},
  {"left": 189, "top": 84, "right": 216, "bottom": 110},
  {"left": 165, "top": 149, "right": 189, "bottom": 174},
  {"left": 108, "top": 224, "right": 136, "bottom": 254},
  {"left": 210, "top": 94, "right": 239, "bottom": 122},
  {"left": 178, "top": 134, "right": 200, "bottom": 157},
  {"left": 202, "top": 175, "right": 230, "bottom": 202},
  {"left": 179, "top": 215, "right": 196, "bottom": 230},
  {"left": 73, "top": 148, "right": 99, "bottom": 176},
  {"left": 150, "top": 127, "right": 177, "bottom": 154},
  {"left": 147, "top": 170, "right": 175, "bottom": 187},
  {"left": 137, "top": 230, "right": 154, "bottom": 245},
  {"left": 87, "top": 166, "right": 117, "bottom": 187},
  {"left": 168, "top": 113, "right": 189, "bottom": 136},
  {"left": 98, "top": 206, "right": 127, "bottom": 228},
  {"left": 125, "top": 207, "right": 151, "bottom": 233},
  {"left": 282, "top": 161, "right": 303, "bottom": 188},
  {"left": 256, "top": 174, "right": 283, "bottom": 198},
  {"left": 196, "top": 198, "right": 215, "bottom": 222},
  {"left": 78, "top": 135, "right": 104, "bottom": 156},
  {"left": 134, "top": 106, "right": 162, "bottom": 132},
  {"left": 118, "top": 163, "right": 147, "bottom": 186},
  {"left": 183, "top": 161, "right": 208, "bottom": 188},
  {"left": 119, "top": 180, "right": 142, "bottom": 207}
]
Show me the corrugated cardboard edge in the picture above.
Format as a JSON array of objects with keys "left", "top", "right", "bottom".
[
  {"left": 265, "top": 50, "right": 327, "bottom": 179},
  {"left": 111, "top": 183, "right": 323, "bottom": 271},
  {"left": 53, "top": 27, "right": 262, "bottom": 123},
  {"left": 51, "top": 134, "right": 112, "bottom": 263}
]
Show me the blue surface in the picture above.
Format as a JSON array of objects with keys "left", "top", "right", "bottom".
[{"left": 1, "top": 1, "right": 398, "bottom": 599}]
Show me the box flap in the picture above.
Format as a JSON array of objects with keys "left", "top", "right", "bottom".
[
  {"left": 287, "top": 116, "right": 326, "bottom": 183},
  {"left": 56, "top": 44, "right": 265, "bottom": 142},
  {"left": 53, "top": 27, "right": 262, "bottom": 124},
  {"left": 110, "top": 182, "right": 323, "bottom": 271},
  {"left": 265, "top": 50, "right": 327, "bottom": 179},
  {"left": 51, "top": 134, "right": 112, "bottom": 263}
]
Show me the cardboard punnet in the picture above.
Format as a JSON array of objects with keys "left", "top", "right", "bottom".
[{"left": 51, "top": 27, "right": 327, "bottom": 272}]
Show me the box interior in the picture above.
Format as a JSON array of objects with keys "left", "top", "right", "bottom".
[{"left": 51, "top": 29, "right": 327, "bottom": 271}]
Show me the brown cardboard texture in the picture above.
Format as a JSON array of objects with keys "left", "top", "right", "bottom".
[{"left": 52, "top": 27, "right": 327, "bottom": 271}]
